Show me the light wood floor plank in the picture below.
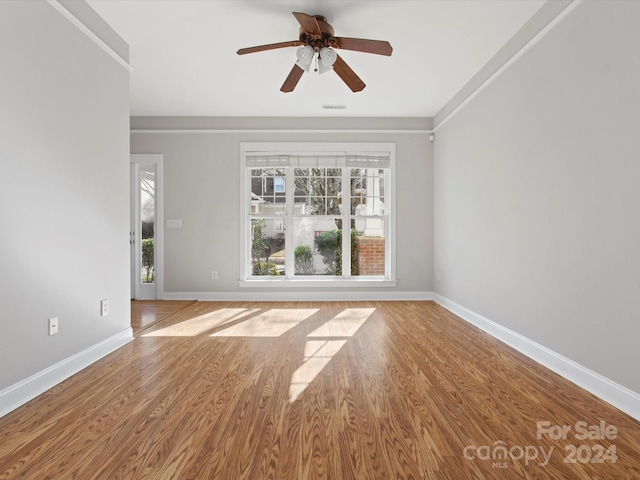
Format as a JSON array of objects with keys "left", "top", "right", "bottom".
[
  {"left": 1, "top": 301, "right": 639, "bottom": 479},
  {"left": 130, "top": 299, "right": 197, "bottom": 334}
]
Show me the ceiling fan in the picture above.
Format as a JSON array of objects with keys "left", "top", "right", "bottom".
[{"left": 236, "top": 12, "right": 392, "bottom": 93}]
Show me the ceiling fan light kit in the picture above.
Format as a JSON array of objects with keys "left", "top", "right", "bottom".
[
  {"left": 237, "top": 12, "right": 392, "bottom": 93},
  {"left": 295, "top": 45, "right": 314, "bottom": 72},
  {"left": 318, "top": 47, "right": 337, "bottom": 74}
]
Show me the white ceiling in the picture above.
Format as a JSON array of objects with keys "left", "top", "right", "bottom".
[{"left": 87, "top": 0, "right": 546, "bottom": 118}]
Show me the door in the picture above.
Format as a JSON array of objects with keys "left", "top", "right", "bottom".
[{"left": 131, "top": 154, "right": 163, "bottom": 299}]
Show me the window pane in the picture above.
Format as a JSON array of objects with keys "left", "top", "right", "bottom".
[
  {"left": 293, "top": 218, "right": 342, "bottom": 275},
  {"left": 294, "top": 168, "right": 342, "bottom": 216},
  {"left": 140, "top": 170, "right": 155, "bottom": 284},
  {"left": 274, "top": 176, "right": 285, "bottom": 193},
  {"left": 251, "top": 167, "right": 286, "bottom": 215},
  {"left": 251, "top": 218, "right": 286, "bottom": 276},
  {"left": 350, "top": 168, "right": 387, "bottom": 216},
  {"left": 352, "top": 218, "right": 385, "bottom": 277}
]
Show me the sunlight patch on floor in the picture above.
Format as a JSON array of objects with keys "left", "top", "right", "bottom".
[
  {"left": 140, "top": 312, "right": 157, "bottom": 325},
  {"left": 307, "top": 308, "right": 376, "bottom": 338},
  {"left": 142, "top": 308, "right": 258, "bottom": 337},
  {"left": 289, "top": 340, "right": 347, "bottom": 402},
  {"left": 210, "top": 308, "right": 320, "bottom": 337},
  {"left": 289, "top": 308, "right": 376, "bottom": 402}
]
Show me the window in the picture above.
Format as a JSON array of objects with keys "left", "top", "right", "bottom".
[
  {"left": 274, "top": 176, "right": 285, "bottom": 193},
  {"left": 241, "top": 143, "right": 395, "bottom": 286}
]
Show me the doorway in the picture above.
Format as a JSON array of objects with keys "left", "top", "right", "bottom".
[{"left": 131, "top": 154, "right": 163, "bottom": 299}]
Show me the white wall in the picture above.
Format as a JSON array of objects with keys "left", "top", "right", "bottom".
[
  {"left": 433, "top": 1, "right": 640, "bottom": 393},
  {"left": 131, "top": 117, "right": 433, "bottom": 298},
  {"left": 0, "top": 1, "right": 131, "bottom": 397}
]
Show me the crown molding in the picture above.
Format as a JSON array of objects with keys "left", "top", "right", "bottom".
[
  {"left": 434, "top": 0, "right": 580, "bottom": 131},
  {"left": 47, "top": 0, "right": 132, "bottom": 72}
]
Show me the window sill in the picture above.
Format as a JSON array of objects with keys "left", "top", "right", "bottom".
[{"left": 239, "top": 278, "right": 397, "bottom": 288}]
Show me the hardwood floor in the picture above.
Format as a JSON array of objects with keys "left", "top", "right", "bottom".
[
  {"left": 1, "top": 301, "right": 639, "bottom": 479},
  {"left": 130, "top": 299, "right": 196, "bottom": 333}
]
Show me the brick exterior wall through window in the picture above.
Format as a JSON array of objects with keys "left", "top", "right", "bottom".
[{"left": 356, "top": 236, "right": 385, "bottom": 276}]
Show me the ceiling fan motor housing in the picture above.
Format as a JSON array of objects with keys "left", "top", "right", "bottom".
[{"left": 299, "top": 15, "right": 337, "bottom": 50}]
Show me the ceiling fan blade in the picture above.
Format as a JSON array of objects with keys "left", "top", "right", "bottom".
[
  {"left": 237, "top": 40, "right": 302, "bottom": 55},
  {"left": 281, "top": 64, "right": 305, "bottom": 93},
  {"left": 335, "top": 37, "right": 393, "bottom": 56},
  {"left": 292, "top": 12, "right": 322, "bottom": 37},
  {"left": 333, "top": 55, "right": 366, "bottom": 92}
]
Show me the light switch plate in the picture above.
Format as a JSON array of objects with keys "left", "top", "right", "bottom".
[{"left": 49, "top": 317, "right": 58, "bottom": 336}]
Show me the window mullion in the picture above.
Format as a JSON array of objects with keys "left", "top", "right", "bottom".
[
  {"left": 384, "top": 168, "right": 391, "bottom": 279},
  {"left": 341, "top": 167, "right": 350, "bottom": 278},
  {"left": 284, "top": 167, "right": 295, "bottom": 279},
  {"left": 244, "top": 168, "right": 251, "bottom": 279}
]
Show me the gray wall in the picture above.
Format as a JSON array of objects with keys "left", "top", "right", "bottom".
[
  {"left": 433, "top": 1, "right": 640, "bottom": 393},
  {"left": 131, "top": 117, "right": 433, "bottom": 297},
  {"left": 0, "top": 1, "right": 130, "bottom": 388}
]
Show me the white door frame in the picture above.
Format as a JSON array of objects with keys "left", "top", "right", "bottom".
[{"left": 130, "top": 154, "right": 164, "bottom": 300}]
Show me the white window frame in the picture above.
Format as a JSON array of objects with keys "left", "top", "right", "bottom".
[{"left": 239, "top": 142, "right": 396, "bottom": 288}]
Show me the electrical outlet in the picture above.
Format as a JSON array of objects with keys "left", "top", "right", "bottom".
[
  {"left": 211, "top": 271, "right": 218, "bottom": 280},
  {"left": 49, "top": 317, "right": 58, "bottom": 336},
  {"left": 100, "top": 299, "right": 109, "bottom": 317}
]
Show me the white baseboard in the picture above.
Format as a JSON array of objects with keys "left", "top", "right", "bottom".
[
  {"left": 163, "top": 291, "right": 434, "bottom": 302},
  {"left": 0, "top": 328, "right": 134, "bottom": 418},
  {"left": 433, "top": 294, "right": 640, "bottom": 422}
]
